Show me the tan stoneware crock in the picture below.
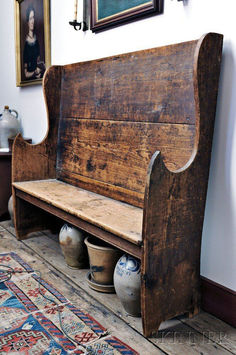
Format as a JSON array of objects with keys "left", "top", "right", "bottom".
[{"left": 85, "top": 236, "right": 121, "bottom": 285}]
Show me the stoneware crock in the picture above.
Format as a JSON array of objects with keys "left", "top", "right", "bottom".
[
  {"left": 114, "top": 254, "right": 141, "bottom": 317},
  {"left": 59, "top": 224, "right": 87, "bottom": 269},
  {"left": 85, "top": 236, "right": 121, "bottom": 285}
]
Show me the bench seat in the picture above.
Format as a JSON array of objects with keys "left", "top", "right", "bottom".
[{"left": 13, "top": 179, "right": 143, "bottom": 246}]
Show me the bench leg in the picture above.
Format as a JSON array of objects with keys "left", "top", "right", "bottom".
[
  {"left": 13, "top": 190, "right": 54, "bottom": 240},
  {"left": 187, "top": 305, "right": 200, "bottom": 319}
]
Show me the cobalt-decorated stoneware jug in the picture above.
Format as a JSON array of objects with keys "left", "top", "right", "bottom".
[{"left": 114, "top": 254, "right": 141, "bottom": 316}]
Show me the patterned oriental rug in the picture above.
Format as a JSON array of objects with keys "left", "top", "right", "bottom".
[{"left": 0, "top": 252, "right": 138, "bottom": 355}]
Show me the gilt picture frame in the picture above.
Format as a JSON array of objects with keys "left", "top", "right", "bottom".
[
  {"left": 90, "top": 0, "right": 163, "bottom": 32},
  {"left": 15, "top": 0, "right": 51, "bottom": 87}
]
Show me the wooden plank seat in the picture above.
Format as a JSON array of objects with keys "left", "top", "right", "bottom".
[
  {"left": 13, "top": 179, "right": 143, "bottom": 246},
  {"left": 12, "top": 33, "right": 223, "bottom": 337}
]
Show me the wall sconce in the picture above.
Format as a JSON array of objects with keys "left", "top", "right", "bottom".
[
  {"left": 69, "top": 0, "right": 87, "bottom": 31},
  {"left": 69, "top": 19, "right": 87, "bottom": 31}
]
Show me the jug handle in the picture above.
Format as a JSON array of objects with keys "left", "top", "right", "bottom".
[{"left": 9, "top": 109, "right": 18, "bottom": 119}]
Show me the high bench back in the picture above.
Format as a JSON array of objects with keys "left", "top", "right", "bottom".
[{"left": 54, "top": 40, "right": 200, "bottom": 208}]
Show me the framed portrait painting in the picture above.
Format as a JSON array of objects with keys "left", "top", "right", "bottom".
[
  {"left": 14, "top": 0, "right": 51, "bottom": 87},
  {"left": 91, "top": 0, "right": 163, "bottom": 32}
]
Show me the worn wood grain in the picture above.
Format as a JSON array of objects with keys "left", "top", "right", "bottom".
[
  {"left": 5, "top": 218, "right": 235, "bottom": 353},
  {"left": 178, "top": 311, "right": 236, "bottom": 354},
  {"left": 11, "top": 66, "right": 62, "bottom": 239},
  {"left": 0, "top": 227, "right": 162, "bottom": 355},
  {"left": 14, "top": 189, "right": 142, "bottom": 258},
  {"left": 11, "top": 33, "right": 223, "bottom": 337},
  {"left": 141, "top": 33, "right": 223, "bottom": 336},
  {"left": 27, "top": 231, "right": 232, "bottom": 355},
  {"left": 60, "top": 41, "right": 197, "bottom": 124},
  {"left": 12, "top": 66, "right": 62, "bottom": 184},
  {"left": 21, "top": 230, "right": 145, "bottom": 332},
  {"left": 1, "top": 223, "right": 233, "bottom": 355},
  {"left": 57, "top": 119, "right": 195, "bottom": 206},
  {"left": 152, "top": 321, "right": 233, "bottom": 355},
  {"left": 13, "top": 179, "right": 143, "bottom": 245}
]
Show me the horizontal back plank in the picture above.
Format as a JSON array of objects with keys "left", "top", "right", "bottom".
[
  {"left": 57, "top": 119, "right": 195, "bottom": 207},
  {"left": 61, "top": 41, "right": 197, "bottom": 125}
]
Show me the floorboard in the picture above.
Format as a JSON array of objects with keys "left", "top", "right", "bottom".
[
  {"left": 0, "top": 225, "right": 161, "bottom": 354},
  {"left": 1, "top": 220, "right": 235, "bottom": 354}
]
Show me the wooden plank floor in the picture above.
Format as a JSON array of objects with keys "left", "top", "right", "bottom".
[{"left": 1, "top": 220, "right": 235, "bottom": 355}]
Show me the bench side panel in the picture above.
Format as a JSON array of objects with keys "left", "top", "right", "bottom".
[
  {"left": 12, "top": 65, "right": 62, "bottom": 239},
  {"left": 141, "top": 33, "right": 223, "bottom": 336}
]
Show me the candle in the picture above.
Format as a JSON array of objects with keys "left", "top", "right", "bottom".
[{"left": 74, "top": 0, "right": 78, "bottom": 20}]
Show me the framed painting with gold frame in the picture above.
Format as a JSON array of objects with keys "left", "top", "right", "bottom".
[
  {"left": 15, "top": 0, "right": 51, "bottom": 87},
  {"left": 91, "top": 0, "right": 163, "bottom": 32}
]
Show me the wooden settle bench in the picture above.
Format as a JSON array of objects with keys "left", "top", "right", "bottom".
[{"left": 12, "top": 33, "right": 223, "bottom": 337}]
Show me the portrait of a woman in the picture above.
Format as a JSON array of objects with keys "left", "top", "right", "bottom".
[
  {"left": 15, "top": 0, "right": 50, "bottom": 86},
  {"left": 23, "top": 4, "right": 46, "bottom": 80}
]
